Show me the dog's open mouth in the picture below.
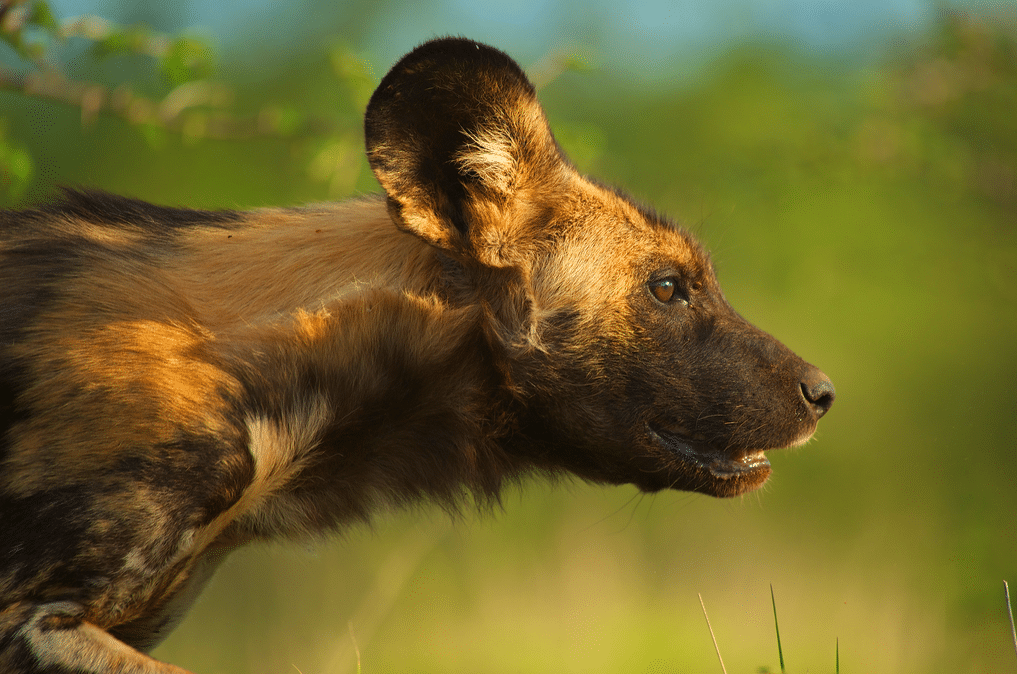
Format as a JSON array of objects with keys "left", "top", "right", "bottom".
[{"left": 648, "top": 425, "right": 770, "bottom": 479}]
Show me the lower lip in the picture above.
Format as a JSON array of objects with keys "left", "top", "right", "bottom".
[
  {"left": 650, "top": 428, "right": 771, "bottom": 478},
  {"left": 711, "top": 450, "right": 770, "bottom": 477}
]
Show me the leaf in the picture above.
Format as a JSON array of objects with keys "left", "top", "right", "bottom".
[
  {"left": 92, "top": 28, "right": 140, "bottom": 59},
  {"left": 30, "top": 1, "right": 59, "bottom": 33},
  {"left": 0, "top": 138, "right": 34, "bottom": 201},
  {"left": 161, "top": 36, "right": 215, "bottom": 86}
]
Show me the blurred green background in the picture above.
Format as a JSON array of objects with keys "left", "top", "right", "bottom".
[{"left": 2, "top": 0, "right": 1015, "bottom": 672}]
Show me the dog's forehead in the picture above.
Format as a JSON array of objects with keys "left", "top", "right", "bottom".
[
  {"left": 639, "top": 215, "right": 705, "bottom": 265},
  {"left": 562, "top": 179, "right": 708, "bottom": 272}
]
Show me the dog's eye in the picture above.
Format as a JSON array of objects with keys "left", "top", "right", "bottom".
[{"left": 649, "top": 278, "right": 682, "bottom": 304}]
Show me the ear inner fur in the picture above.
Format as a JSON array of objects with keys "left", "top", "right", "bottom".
[{"left": 364, "top": 37, "right": 573, "bottom": 266}]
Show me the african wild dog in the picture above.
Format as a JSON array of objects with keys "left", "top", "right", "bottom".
[{"left": 0, "top": 37, "right": 834, "bottom": 673}]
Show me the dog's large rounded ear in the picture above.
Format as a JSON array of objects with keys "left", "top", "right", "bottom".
[{"left": 365, "top": 38, "right": 571, "bottom": 265}]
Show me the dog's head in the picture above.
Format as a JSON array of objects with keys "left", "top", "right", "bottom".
[{"left": 365, "top": 38, "right": 834, "bottom": 497}]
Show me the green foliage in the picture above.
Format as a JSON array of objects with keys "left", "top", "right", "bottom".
[
  {"left": 0, "top": 0, "right": 361, "bottom": 196},
  {"left": 0, "top": 0, "right": 56, "bottom": 60},
  {"left": 0, "top": 121, "right": 32, "bottom": 200},
  {"left": 161, "top": 35, "right": 215, "bottom": 85},
  {"left": 864, "top": 13, "right": 1017, "bottom": 218}
]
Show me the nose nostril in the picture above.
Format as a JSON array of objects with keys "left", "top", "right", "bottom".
[{"left": 800, "top": 375, "right": 836, "bottom": 418}]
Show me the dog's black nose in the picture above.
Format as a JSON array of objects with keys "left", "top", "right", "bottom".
[{"left": 801, "top": 368, "right": 835, "bottom": 418}]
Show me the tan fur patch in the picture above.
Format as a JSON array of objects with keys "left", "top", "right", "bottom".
[{"left": 4, "top": 318, "right": 238, "bottom": 496}]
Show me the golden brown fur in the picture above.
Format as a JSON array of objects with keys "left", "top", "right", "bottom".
[{"left": 0, "top": 38, "right": 833, "bottom": 673}]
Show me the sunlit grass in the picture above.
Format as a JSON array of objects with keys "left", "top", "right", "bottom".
[
  {"left": 698, "top": 593, "right": 728, "bottom": 674},
  {"left": 1007, "top": 581, "right": 1017, "bottom": 665},
  {"left": 770, "top": 584, "right": 786, "bottom": 673}
]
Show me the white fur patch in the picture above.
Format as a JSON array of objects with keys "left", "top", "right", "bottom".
[
  {"left": 457, "top": 126, "right": 517, "bottom": 194},
  {"left": 246, "top": 396, "right": 332, "bottom": 499}
]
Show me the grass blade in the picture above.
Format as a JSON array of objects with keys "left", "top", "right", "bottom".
[
  {"left": 836, "top": 636, "right": 840, "bottom": 674},
  {"left": 698, "top": 593, "right": 728, "bottom": 674},
  {"left": 770, "top": 584, "right": 785, "bottom": 673},
  {"left": 348, "top": 621, "right": 362, "bottom": 674},
  {"left": 1006, "top": 581, "right": 1017, "bottom": 666}
]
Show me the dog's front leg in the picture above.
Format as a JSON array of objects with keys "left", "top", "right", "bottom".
[{"left": 0, "top": 601, "right": 192, "bottom": 674}]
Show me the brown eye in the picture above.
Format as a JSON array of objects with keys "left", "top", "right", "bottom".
[{"left": 650, "top": 279, "right": 677, "bottom": 303}]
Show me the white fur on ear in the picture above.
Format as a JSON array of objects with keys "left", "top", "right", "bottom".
[{"left": 456, "top": 126, "right": 519, "bottom": 195}]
